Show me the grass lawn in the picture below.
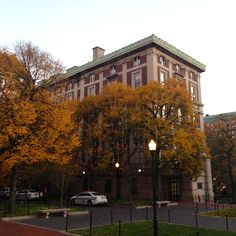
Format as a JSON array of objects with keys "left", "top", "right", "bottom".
[
  {"left": 70, "top": 221, "right": 236, "bottom": 236},
  {"left": 203, "top": 208, "right": 236, "bottom": 217}
]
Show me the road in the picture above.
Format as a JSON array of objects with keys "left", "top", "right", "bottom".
[{"left": 12, "top": 204, "right": 236, "bottom": 233}]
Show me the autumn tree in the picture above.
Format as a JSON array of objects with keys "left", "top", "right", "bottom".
[
  {"left": 205, "top": 113, "right": 236, "bottom": 201},
  {"left": 134, "top": 79, "right": 207, "bottom": 200},
  {"left": 0, "top": 43, "right": 79, "bottom": 213}
]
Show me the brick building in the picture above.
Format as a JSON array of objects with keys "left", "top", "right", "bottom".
[{"left": 46, "top": 34, "right": 213, "bottom": 202}]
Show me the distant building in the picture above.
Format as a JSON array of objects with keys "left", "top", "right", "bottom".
[{"left": 46, "top": 34, "right": 213, "bottom": 202}]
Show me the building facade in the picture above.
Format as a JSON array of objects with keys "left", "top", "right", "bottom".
[{"left": 46, "top": 34, "right": 213, "bottom": 202}]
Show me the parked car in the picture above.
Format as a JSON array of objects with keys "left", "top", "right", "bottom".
[
  {"left": 0, "top": 187, "right": 10, "bottom": 198},
  {"left": 16, "top": 189, "right": 42, "bottom": 200},
  {"left": 70, "top": 191, "right": 108, "bottom": 206}
]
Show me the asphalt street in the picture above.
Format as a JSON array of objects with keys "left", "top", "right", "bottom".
[{"left": 13, "top": 204, "right": 236, "bottom": 233}]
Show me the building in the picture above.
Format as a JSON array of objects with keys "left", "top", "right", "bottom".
[{"left": 46, "top": 34, "right": 213, "bottom": 202}]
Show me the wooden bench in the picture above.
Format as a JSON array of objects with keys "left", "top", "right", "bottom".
[{"left": 38, "top": 208, "right": 71, "bottom": 218}]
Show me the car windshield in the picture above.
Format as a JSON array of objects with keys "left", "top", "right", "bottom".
[{"left": 92, "top": 192, "right": 104, "bottom": 196}]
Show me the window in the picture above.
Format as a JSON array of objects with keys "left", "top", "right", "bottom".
[
  {"left": 197, "top": 182, "right": 203, "bottom": 190},
  {"left": 189, "top": 72, "right": 194, "bottom": 80},
  {"left": 77, "top": 80, "right": 81, "bottom": 87},
  {"left": 110, "top": 65, "right": 116, "bottom": 75},
  {"left": 65, "top": 82, "right": 74, "bottom": 91},
  {"left": 88, "top": 85, "right": 95, "bottom": 96},
  {"left": 160, "top": 71, "right": 167, "bottom": 84},
  {"left": 177, "top": 108, "right": 182, "bottom": 122},
  {"left": 89, "top": 74, "right": 95, "bottom": 83},
  {"left": 65, "top": 92, "right": 74, "bottom": 100},
  {"left": 175, "top": 64, "right": 181, "bottom": 73},
  {"left": 159, "top": 56, "right": 165, "bottom": 66},
  {"left": 133, "top": 56, "right": 140, "bottom": 66},
  {"left": 190, "top": 84, "right": 197, "bottom": 101},
  {"left": 161, "top": 105, "right": 166, "bottom": 118},
  {"left": 132, "top": 71, "right": 142, "bottom": 88}
]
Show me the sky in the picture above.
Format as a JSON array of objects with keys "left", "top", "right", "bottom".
[{"left": 0, "top": 0, "right": 235, "bottom": 116}]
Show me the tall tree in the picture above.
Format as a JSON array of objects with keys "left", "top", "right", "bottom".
[
  {"left": 136, "top": 79, "right": 207, "bottom": 177},
  {"left": 0, "top": 43, "right": 79, "bottom": 213},
  {"left": 205, "top": 114, "right": 236, "bottom": 201}
]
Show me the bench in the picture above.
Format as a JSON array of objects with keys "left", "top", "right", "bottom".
[
  {"left": 156, "top": 201, "right": 178, "bottom": 208},
  {"left": 156, "top": 201, "right": 171, "bottom": 208},
  {"left": 38, "top": 208, "right": 71, "bottom": 218},
  {"left": 168, "top": 202, "right": 178, "bottom": 207}
]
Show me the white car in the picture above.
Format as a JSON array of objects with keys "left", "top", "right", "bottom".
[
  {"left": 16, "top": 189, "right": 42, "bottom": 200},
  {"left": 70, "top": 191, "right": 108, "bottom": 206}
]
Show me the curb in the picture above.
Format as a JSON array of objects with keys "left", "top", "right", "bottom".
[{"left": 1, "top": 215, "right": 37, "bottom": 221}]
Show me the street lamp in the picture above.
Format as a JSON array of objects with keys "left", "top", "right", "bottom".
[
  {"left": 148, "top": 139, "right": 158, "bottom": 236},
  {"left": 115, "top": 161, "right": 121, "bottom": 200}
]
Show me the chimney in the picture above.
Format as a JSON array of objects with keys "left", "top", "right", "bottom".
[{"left": 93, "top": 47, "right": 105, "bottom": 60}]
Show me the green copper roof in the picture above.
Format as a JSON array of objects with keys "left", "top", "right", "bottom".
[
  {"left": 64, "top": 34, "right": 206, "bottom": 79},
  {"left": 204, "top": 111, "right": 236, "bottom": 123}
]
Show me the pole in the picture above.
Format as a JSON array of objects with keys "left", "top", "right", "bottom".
[
  {"left": 116, "top": 167, "right": 121, "bottom": 200},
  {"left": 151, "top": 150, "right": 158, "bottom": 236}
]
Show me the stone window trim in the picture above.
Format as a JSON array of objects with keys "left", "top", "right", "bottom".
[
  {"left": 133, "top": 56, "right": 141, "bottom": 67},
  {"left": 158, "top": 68, "right": 169, "bottom": 84},
  {"left": 131, "top": 70, "right": 142, "bottom": 88},
  {"left": 65, "top": 92, "right": 74, "bottom": 100},
  {"left": 65, "top": 81, "right": 74, "bottom": 92},
  {"left": 159, "top": 55, "right": 169, "bottom": 68},
  {"left": 110, "top": 65, "right": 117, "bottom": 75},
  {"left": 88, "top": 85, "right": 96, "bottom": 96},
  {"left": 189, "top": 82, "right": 198, "bottom": 102}
]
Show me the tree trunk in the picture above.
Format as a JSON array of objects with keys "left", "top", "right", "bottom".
[{"left": 9, "top": 166, "right": 17, "bottom": 213}]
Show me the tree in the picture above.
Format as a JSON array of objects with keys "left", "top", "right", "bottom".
[
  {"left": 136, "top": 79, "right": 207, "bottom": 178},
  {"left": 0, "top": 43, "right": 79, "bottom": 213},
  {"left": 205, "top": 114, "right": 236, "bottom": 201},
  {"left": 76, "top": 80, "right": 206, "bottom": 200}
]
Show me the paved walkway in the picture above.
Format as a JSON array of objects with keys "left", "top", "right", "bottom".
[{"left": 0, "top": 221, "right": 73, "bottom": 236}]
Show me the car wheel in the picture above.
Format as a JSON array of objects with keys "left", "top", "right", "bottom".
[{"left": 87, "top": 200, "right": 92, "bottom": 206}]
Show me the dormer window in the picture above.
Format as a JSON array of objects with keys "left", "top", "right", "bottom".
[
  {"left": 110, "top": 65, "right": 116, "bottom": 75},
  {"left": 134, "top": 56, "right": 140, "bottom": 66}
]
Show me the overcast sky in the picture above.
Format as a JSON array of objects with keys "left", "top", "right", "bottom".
[{"left": 0, "top": 0, "right": 235, "bottom": 116}]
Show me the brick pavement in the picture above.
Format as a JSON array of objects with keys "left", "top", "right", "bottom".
[{"left": 0, "top": 221, "right": 74, "bottom": 236}]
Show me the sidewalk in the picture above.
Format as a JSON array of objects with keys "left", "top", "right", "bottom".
[{"left": 0, "top": 221, "right": 74, "bottom": 236}]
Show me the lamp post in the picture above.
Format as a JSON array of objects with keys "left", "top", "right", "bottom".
[
  {"left": 148, "top": 139, "right": 158, "bottom": 236},
  {"left": 115, "top": 162, "right": 121, "bottom": 200}
]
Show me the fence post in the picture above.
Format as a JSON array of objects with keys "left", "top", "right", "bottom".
[
  {"left": 130, "top": 207, "right": 133, "bottom": 223},
  {"left": 119, "top": 220, "right": 121, "bottom": 236},
  {"left": 195, "top": 203, "right": 199, "bottom": 214},
  {"left": 89, "top": 212, "right": 92, "bottom": 236},
  {"left": 111, "top": 208, "right": 113, "bottom": 225},
  {"left": 146, "top": 206, "right": 148, "bottom": 221},
  {"left": 205, "top": 198, "right": 208, "bottom": 212},
  {"left": 168, "top": 208, "right": 171, "bottom": 224},
  {"left": 226, "top": 215, "right": 229, "bottom": 232},
  {"left": 216, "top": 202, "right": 219, "bottom": 216},
  {"left": 65, "top": 213, "right": 69, "bottom": 232},
  {"left": 194, "top": 212, "right": 199, "bottom": 236}
]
